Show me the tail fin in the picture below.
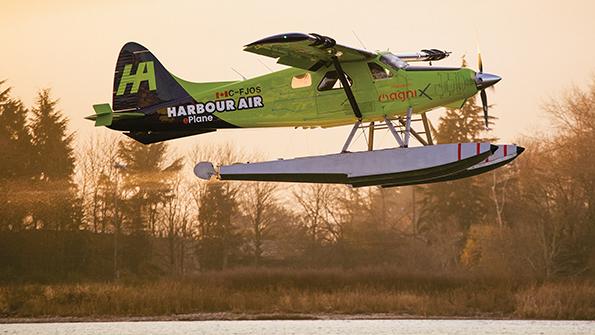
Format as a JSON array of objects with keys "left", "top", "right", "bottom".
[{"left": 112, "top": 42, "right": 187, "bottom": 111}]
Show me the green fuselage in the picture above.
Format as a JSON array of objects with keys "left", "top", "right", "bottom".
[{"left": 109, "top": 55, "right": 477, "bottom": 132}]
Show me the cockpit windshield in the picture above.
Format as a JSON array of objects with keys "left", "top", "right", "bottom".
[{"left": 379, "top": 53, "right": 409, "bottom": 70}]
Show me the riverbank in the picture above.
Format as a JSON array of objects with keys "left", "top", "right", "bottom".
[
  {"left": 1, "top": 268, "right": 594, "bottom": 321},
  {"left": 0, "top": 313, "right": 545, "bottom": 324}
]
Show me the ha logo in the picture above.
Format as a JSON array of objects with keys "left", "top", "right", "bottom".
[{"left": 116, "top": 61, "right": 157, "bottom": 96}]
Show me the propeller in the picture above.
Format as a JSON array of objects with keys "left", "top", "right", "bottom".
[{"left": 475, "top": 52, "right": 501, "bottom": 130}]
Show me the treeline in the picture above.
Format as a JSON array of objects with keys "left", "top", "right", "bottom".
[{"left": 0, "top": 79, "right": 594, "bottom": 282}]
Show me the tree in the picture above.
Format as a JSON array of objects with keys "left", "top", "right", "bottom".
[
  {"left": 77, "top": 134, "right": 121, "bottom": 233},
  {"left": 464, "top": 80, "right": 595, "bottom": 278},
  {"left": 115, "top": 139, "right": 182, "bottom": 275},
  {"left": 240, "top": 182, "right": 279, "bottom": 265},
  {"left": 420, "top": 92, "right": 496, "bottom": 233},
  {"left": 196, "top": 180, "right": 241, "bottom": 269},
  {"left": 506, "top": 81, "right": 595, "bottom": 277},
  {"left": 160, "top": 177, "right": 193, "bottom": 274},
  {"left": 189, "top": 143, "right": 246, "bottom": 269},
  {"left": 29, "top": 89, "right": 79, "bottom": 230},
  {"left": 414, "top": 58, "right": 500, "bottom": 270},
  {"left": 0, "top": 81, "right": 35, "bottom": 230},
  {"left": 0, "top": 83, "right": 34, "bottom": 179},
  {"left": 293, "top": 184, "right": 337, "bottom": 248},
  {"left": 30, "top": 89, "right": 75, "bottom": 181},
  {"left": 117, "top": 139, "right": 183, "bottom": 235}
]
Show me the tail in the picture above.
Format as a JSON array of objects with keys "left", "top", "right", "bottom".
[
  {"left": 87, "top": 42, "right": 227, "bottom": 144},
  {"left": 112, "top": 42, "right": 187, "bottom": 111}
]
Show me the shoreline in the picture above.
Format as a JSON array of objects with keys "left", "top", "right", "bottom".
[{"left": 0, "top": 313, "right": 533, "bottom": 324}]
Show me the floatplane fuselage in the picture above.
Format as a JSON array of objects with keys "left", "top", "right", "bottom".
[{"left": 86, "top": 33, "right": 521, "bottom": 187}]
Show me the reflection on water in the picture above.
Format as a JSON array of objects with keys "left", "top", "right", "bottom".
[{"left": 1, "top": 320, "right": 595, "bottom": 335}]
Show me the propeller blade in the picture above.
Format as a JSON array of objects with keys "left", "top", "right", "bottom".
[
  {"left": 480, "top": 89, "right": 489, "bottom": 129},
  {"left": 478, "top": 52, "right": 483, "bottom": 73}
]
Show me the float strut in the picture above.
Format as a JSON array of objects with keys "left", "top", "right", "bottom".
[
  {"left": 341, "top": 120, "right": 361, "bottom": 153},
  {"left": 421, "top": 112, "right": 434, "bottom": 145},
  {"left": 404, "top": 107, "right": 413, "bottom": 147},
  {"left": 368, "top": 121, "right": 375, "bottom": 151},
  {"left": 384, "top": 116, "right": 405, "bottom": 148}
]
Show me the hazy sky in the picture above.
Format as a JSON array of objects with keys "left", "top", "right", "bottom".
[{"left": 1, "top": 0, "right": 594, "bottom": 160}]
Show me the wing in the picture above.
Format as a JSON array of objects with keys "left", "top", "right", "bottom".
[{"left": 243, "top": 33, "right": 376, "bottom": 71}]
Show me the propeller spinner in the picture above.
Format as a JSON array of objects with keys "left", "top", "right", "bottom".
[{"left": 474, "top": 53, "right": 501, "bottom": 129}]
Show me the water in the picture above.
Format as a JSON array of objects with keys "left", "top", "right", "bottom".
[{"left": 1, "top": 320, "right": 594, "bottom": 335}]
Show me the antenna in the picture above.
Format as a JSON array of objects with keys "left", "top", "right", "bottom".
[
  {"left": 352, "top": 30, "right": 367, "bottom": 50},
  {"left": 231, "top": 67, "right": 247, "bottom": 80},
  {"left": 257, "top": 59, "right": 274, "bottom": 73}
]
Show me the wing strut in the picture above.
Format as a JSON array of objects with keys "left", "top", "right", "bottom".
[{"left": 331, "top": 56, "right": 362, "bottom": 120}]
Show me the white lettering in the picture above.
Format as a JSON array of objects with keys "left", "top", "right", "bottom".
[
  {"left": 225, "top": 99, "right": 235, "bottom": 111},
  {"left": 253, "top": 96, "right": 263, "bottom": 107},
  {"left": 215, "top": 100, "right": 226, "bottom": 112},
  {"left": 205, "top": 102, "right": 216, "bottom": 113},
  {"left": 168, "top": 95, "right": 262, "bottom": 118},
  {"left": 238, "top": 97, "right": 248, "bottom": 110},
  {"left": 187, "top": 114, "right": 214, "bottom": 124},
  {"left": 187, "top": 105, "right": 196, "bottom": 115},
  {"left": 167, "top": 107, "right": 177, "bottom": 117}
]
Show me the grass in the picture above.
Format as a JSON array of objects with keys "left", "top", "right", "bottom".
[{"left": 0, "top": 267, "right": 593, "bottom": 320}]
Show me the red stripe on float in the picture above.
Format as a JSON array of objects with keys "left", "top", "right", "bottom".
[
  {"left": 504, "top": 145, "right": 508, "bottom": 156},
  {"left": 476, "top": 143, "right": 480, "bottom": 155},
  {"left": 458, "top": 143, "right": 461, "bottom": 161}
]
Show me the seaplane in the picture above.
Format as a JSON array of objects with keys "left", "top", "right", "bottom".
[{"left": 86, "top": 32, "right": 523, "bottom": 188}]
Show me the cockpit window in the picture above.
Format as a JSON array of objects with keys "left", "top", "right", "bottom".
[
  {"left": 317, "top": 71, "right": 353, "bottom": 91},
  {"left": 291, "top": 73, "right": 312, "bottom": 88},
  {"left": 380, "top": 53, "right": 409, "bottom": 71},
  {"left": 368, "top": 63, "right": 393, "bottom": 80}
]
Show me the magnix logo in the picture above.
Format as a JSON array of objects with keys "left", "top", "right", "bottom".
[{"left": 116, "top": 61, "right": 157, "bottom": 96}]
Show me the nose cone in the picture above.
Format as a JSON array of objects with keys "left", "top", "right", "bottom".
[{"left": 475, "top": 72, "right": 502, "bottom": 90}]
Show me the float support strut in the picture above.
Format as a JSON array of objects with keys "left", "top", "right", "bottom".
[
  {"left": 421, "top": 112, "right": 434, "bottom": 145},
  {"left": 404, "top": 107, "right": 413, "bottom": 147},
  {"left": 368, "top": 121, "right": 375, "bottom": 151},
  {"left": 384, "top": 116, "right": 406, "bottom": 148},
  {"left": 341, "top": 120, "right": 361, "bottom": 153}
]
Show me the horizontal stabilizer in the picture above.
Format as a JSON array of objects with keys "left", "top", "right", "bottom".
[
  {"left": 88, "top": 103, "right": 113, "bottom": 127},
  {"left": 86, "top": 103, "right": 145, "bottom": 127}
]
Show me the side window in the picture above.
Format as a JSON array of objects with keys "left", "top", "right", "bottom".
[
  {"left": 291, "top": 73, "right": 312, "bottom": 89},
  {"left": 368, "top": 62, "right": 393, "bottom": 80},
  {"left": 317, "top": 71, "right": 353, "bottom": 91}
]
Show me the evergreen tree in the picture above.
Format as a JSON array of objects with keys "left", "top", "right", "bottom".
[
  {"left": 30, "top": 89, "right": 75, "bottom": 181},
  {"left": 0, "top": 82, "right": 35, "bottom": 179},
  {"left": 29, "top": 89, "right": 79, "bottom": 230},
  {"left": 196, "top": 181, "right": 241, "bottom": 270},
  {"left": 117, "top": 139, "right": 183, "bottom": 234},
  {"left": 419, "top": 59, "right": 497, "bottom": 234},
  {"left": 0, "top": 81, "right": 36, "bottom": 230},
  {"left": 116, "top": 139, "right": 182, "bottom": 274}
]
